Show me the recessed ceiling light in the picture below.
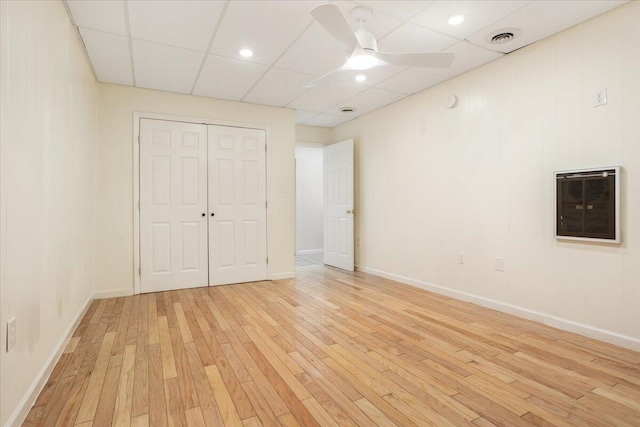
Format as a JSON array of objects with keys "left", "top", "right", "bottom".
[
  {"left": 355, "top": 74, "right": 367, "bottom": 82},
  {"left": 447, "top": 14, "right": 465, "bottom": 26},
  {"left": 239, "top": 48, "right": 253, "bottom": 58}
]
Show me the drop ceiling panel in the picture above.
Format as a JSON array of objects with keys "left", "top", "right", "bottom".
[
  {"left": 467, "top": 0, "right": 629, "bottom": 53},
  {"left": 210, "top": 1, "right": 321, "bottom": 65},
  {"left": 304, "top": 113, "right": 352, "bottom": 127},
  {"left": 132, "top": 40, "right": 204, "bottom": 94},
  {"left": 295, "top": 110, "right": 319, "bottom": 123},
  {"left": 378, "top": 23, "right": 458, "bottom": 53},
  {"left": 355, "top": 1, "right": 435, "bottom": 21},
  {"left": 412, "top": 1, "right": 532, "bottom": 40},
  {"left": 287, "top": 80, "right": 365, "bottom": 113},
  {"left": 66, "top": 0, "right": 127, "bottom": 35},
  {"left": 275, "top": 22, "right": 347, "bottom": 76},
  {"left": 79, "top": 28, "right": 132, "bottom": 85},
  {"left": 243, "top": 68, "right": 316, "bottom": 107},
  {"left": 128, "top": 0, "right": 224, "bottom": 52},
  {"left": 193, "top": 55, "right": 268, "bottom": 101},
  {"left": 377, "top": 40, "right": 503, "bottom": 94},
  {"left": 334, "top": 87, "right": 404, "bottom": 116},
  {"left": 65, "top": 0, "right": 633, "bottom": 125},
  {"left": 333, "top": 64, "right": 407, "bottom": 87}
]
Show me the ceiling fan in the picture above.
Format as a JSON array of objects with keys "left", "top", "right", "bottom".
[{"left": 305, "top": 4, "right": 455, "bottom": 88}]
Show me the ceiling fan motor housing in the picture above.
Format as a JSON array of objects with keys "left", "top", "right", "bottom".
[{"left": 355, "top": 28, "right": 377, "bottom": 52}]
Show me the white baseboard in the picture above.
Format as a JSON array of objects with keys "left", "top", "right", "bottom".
[
  {"left": 296, "top": 249, "right": 323, "bottom": 255},
  {"left": 356, "top": 265, "right": 640, "bottom": 351},
  {"left": 93, "top": 287, "right": 134, "bottom": 299},
  {"left": 270, "top": 272, "right": 296, "bottom": 281},
  {"left": 5, "top": 294, "right": 94, "bottom": 427}
]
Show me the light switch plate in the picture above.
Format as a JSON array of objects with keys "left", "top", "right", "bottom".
[{"left": 495, "top": 257, "right": 505, "bottom": 272}]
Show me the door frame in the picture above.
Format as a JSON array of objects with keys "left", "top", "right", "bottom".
[{"left": 133, "top": 112, "right": 271, "bottom": 295}]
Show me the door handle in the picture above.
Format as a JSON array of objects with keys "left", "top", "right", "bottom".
[
  {"left": 202, "top": 213, "right": 206, "bottom": 217},
  {"left": 211, "top": 213, "right": 215, "bottom": 216}
]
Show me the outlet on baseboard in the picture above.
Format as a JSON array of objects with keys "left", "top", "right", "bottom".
[
  {"left": 6, "top": 317, "right": 16, "bottom": 352},
  {"left": 495, "top": 257, "right": 505, "bottom": 272},
  {"left": 458, "top": 252, "right": 464, "bottom": 264}
]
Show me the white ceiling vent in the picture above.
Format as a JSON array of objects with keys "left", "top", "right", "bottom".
[{"left": 486, "top": 28, "right": 522, "bottom": 45}]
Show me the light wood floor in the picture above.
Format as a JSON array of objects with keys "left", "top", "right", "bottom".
[{"left": 25, "top": 266, "right": 640, "bottom": 427}]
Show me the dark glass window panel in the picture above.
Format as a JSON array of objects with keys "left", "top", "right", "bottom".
[
  {"left": 559, "top": 180, "right": 583, "bottom": 233},
  {"left": 585, "top": 178, "right": 611, "bottom": 235}
]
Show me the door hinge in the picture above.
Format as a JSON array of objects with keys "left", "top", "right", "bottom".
[
  {"left": 138, "top": 134, "right": 140, "bottom": 144},
  {"left": 265, "top": 200, "right": 268, "bottom": 209},
  {"left": 266, "top": 257, "right": 269, "bottom": 265},
  {"left": 138, "top": 201, "right": 140, "bottom": 210},
  {"left": 264, "top": 144, "right": 267, "bottom": 153},
  {"left": 138, "top": 266, "right": 141, "bottom": 276}
]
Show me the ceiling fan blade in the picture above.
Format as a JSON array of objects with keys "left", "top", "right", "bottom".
[
  {"left": 369, "top": 51, "right": 455, "bottom": 68},
  {"left": 311, "top": 4, "right": 358, "bottom": 55},
  {"left": 303, "top": 64, "right": 350, "bottom": 89}
]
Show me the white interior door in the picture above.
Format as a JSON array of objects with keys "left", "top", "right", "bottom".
[
  {"left": 323, "top": 139, "right": 354, "bottom": 271},
  {"left": 140, "top": 119, "right": 209, "bottom": 293},
  {"left": 208, "top": 125, "right": 268, "bottom": 286}
]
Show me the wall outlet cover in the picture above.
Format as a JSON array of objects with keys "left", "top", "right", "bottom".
[
  {"left": 593, "top": 88, "right": 607, "bottom": 107},
  {"left": 6, "top": 317, "right": 16, "bottom": 352}
]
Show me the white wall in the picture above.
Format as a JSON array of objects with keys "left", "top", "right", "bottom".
[
  {"left": 0, "top": 1, "right": 98, "bottom": 425},
  {"left": 96, "top": 84, "right": 295, "bottom": 293},
  {"left": 296, "top": 124, "right": 332, "bottom": 145},
  {"left": 332, "top": 2, "right": 640, "bottom": 345},
  {"left": 295, "top": 147, "right": 323, "bottom": 253}
]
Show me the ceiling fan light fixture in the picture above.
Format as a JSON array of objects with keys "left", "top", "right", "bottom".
[
  {"left": 346, "top": 53, "right": 379, "bottom": 70},
  {"left": 447, "top": 14, "right": 465, "bottom": 26},
  {"left": 355, "top": 74, "right": 367, "bottom": 82},
  {"left": 239, "top": 48, "right": 253, "bottom": 58}
]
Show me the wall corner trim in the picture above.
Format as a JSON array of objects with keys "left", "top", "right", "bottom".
[
  {"left": 355, "top": 265, "right": 640, "bottom": 352},
  {"left": 4, "top": 295, "right": 94, "bottom": 427}
]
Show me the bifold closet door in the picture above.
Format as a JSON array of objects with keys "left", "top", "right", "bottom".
[
  {"left": 140, "top": 119, "right": 209, "bottom": 293},
  {"left": 208, "top": 125, "right": 268, "bottom": 286}
]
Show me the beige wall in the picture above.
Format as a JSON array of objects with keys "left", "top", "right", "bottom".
[
  {"left": 0, "top": 1, "right": 98, "bottom": 425},
  {"left": 333, "top": 2, "right": 640, "bottom": 344},
  {"left": 96, "top": 84, "right": 295, "bottom": 293},
  {"left": 295, "top": 124, "right": 331, "bottom": 145}
]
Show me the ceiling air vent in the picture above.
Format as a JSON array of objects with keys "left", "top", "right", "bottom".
[
  {"left": 339, "top": 107, "right": 357, "bottom": 113},
  {"left": 486, "top": 28, "right": 521, "bottom": 45},
  {"left": 491, "top": 32, "right": 514, "bottom": 44}
]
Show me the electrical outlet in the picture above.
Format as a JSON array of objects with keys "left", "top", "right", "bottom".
[
  {"left": 6, "top": 317, "right": 16, "bottom": 352},
  {"left": 593, "top": 88, "right": 607, "bottom": 107},
  {"left": 495, "top": 257, "right": 505, "bottom": 272},
  {"left": 458, "top": 252, "right": 464, "bottom": 264}
]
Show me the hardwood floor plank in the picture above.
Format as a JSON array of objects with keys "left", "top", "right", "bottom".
[
  {"left": 75, "top": 332, "right": 116, "bottom": 424},
  {"left": 131, "top": 333, "right": 149, "bottom": 417},
  {"left": 131, "top": 414, "right": 149, "bottom": 427},
  {"left": 169, "top": 327, "right": 199, "bottom": 410},
  {"left": 184, "top": 407, "right": 206, "bottom": 427},
  {"left": 183, "top": 343, "right": 225, "bottom": 427},
  {"left": 93, "top": 366, "right": 120, "bottom": 427},
  {"left": 113, "top": 345, "right": 136, "bottom": 427},
  {"left": 148, "top": 344, "right": 168, "bottom": 427},
  {"left": 204, "top": 365, "right": 243, "bottom": 427},
  {"left": 26, "top": 266, "right": 640, "bottom": 427}
]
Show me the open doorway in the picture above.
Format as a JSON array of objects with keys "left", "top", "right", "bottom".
[{"left": 295, "top": 144, "right": 324, "bottom": 268}]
